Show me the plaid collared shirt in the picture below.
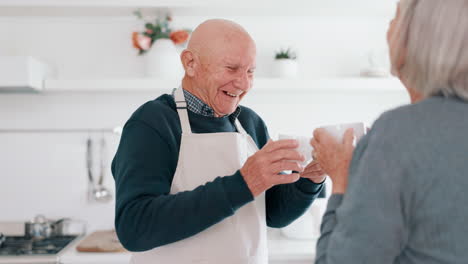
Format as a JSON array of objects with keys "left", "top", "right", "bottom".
[{"left": 172, "top": 88, "right": 241, "bottom": 122}]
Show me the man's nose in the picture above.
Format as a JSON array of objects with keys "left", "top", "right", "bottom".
[{"left": 233, "top": 71, "right": 251, "bottom": 91}]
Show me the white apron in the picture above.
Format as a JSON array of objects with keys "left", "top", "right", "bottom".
[{"left": 130, "top": 88, "right": 268, "bottom": 264}]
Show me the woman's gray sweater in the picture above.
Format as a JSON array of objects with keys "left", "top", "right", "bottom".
[{"left": 316, "top": 95, "right": 468, "bottom": 264}]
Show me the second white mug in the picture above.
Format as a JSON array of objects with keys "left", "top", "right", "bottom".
[{"left": 319, "top": 122, "right": 366, "bottom": 144}]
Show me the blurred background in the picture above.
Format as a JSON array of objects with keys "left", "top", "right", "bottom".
[{"left": 0, "top": 0, "right": 407, "bottom": 263}]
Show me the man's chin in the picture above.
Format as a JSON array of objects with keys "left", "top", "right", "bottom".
[
  {"left": 215, "top": 105, "right": 238, "bottom": 117},
  {"left": 226, "top": 106, "right": 238, "bottom": 115}
]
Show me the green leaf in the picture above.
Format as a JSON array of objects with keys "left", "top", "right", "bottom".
[
  {"left": 133, "top": 10, "right": 143, "bottom": 19},
  {"left": 145, "top": 23, "right": 154, "bottom": 30},
  {"left": 154, "top": 25, "right": 162, "bottom": 34},
  {"left": 275, "top": 47, "right": 297, "bottom": 60}
]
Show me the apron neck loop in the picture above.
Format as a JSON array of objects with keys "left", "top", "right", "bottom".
[
  {"left": 234, "top": 119, "right": 248, "bottom": 135},
  {"left": 174, "top": 87, "right": 248, "bottom": 136},
  {"left": 174, "top": 87, "right": 192, "bottom": 134}
]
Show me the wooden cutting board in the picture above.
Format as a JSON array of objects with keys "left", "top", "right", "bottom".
[{"left": 76, "top": 230, "right": 127, "bottom": 253}]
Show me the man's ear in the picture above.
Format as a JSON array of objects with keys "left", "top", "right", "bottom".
[{"left": 181, "top": 50, "right": 196, "bottom": 77}]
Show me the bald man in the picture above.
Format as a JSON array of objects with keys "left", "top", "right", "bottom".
[{"left": 112, "top": 19, "right": 325, "bottom": 264}]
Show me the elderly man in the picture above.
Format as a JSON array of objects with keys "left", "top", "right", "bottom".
[{"left": 112, "top": 19, "right": 325, "bottom": 264}]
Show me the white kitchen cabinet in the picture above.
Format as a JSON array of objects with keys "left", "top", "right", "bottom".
[{"left": 0, "top": 56, "right": 49, "bottom": 93}]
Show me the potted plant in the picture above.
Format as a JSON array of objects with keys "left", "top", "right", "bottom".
[
  {"left": 132, "top": 10, "right": 191, "bottom": 78},
  {"left": 272, "top": 48, "right": 298, "bottom": 78}
]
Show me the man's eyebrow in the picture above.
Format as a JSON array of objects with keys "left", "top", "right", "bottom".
[
  {"left": 222, "top": 60, "right": 255, "bottom": 70},
  {"left": 222, "top": 60, "right": 238, "bottom": 65}
]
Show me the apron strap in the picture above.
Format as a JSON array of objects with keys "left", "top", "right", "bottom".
[
  {"left": 174, "top": 87, "right": 247, "bottom": 136},
  {"left": 174, "top": 88, "right": 192, "bottom": 134},
  {"left": 234, "top": 119, "right": 248, "bottom": 135}
]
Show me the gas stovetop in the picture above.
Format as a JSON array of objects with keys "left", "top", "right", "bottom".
[{"left": 0, "top": 235, "right": 77, "bottom": 256}]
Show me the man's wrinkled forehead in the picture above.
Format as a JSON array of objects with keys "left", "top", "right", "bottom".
[{"left": 200, "top": 42, "right": 256, "bottom": 65}]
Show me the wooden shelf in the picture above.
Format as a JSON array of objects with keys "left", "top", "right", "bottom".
[
  {"left": 43, "top": 77, "right": 405, "bottom": 93},
  {"left": 252, "top": 78, "right": 404, "bottom": 92},
  {"left": 44, "top": 78, "right": 177, "bottom": 92}
]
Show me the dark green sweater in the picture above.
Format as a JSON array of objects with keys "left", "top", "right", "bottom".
[{"left": 111, "top": 94, "right": 323, "bottom": 252}]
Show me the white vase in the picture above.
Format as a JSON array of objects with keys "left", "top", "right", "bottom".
[
  {"left": 272, "top": 59, "right": 298, "bottom": 78},
  {"left": 145, "top": 38, "right": 184, "bottom": 79}
]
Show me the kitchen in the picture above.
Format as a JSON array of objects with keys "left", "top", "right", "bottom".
[{"left": 0, "top": 0, "right": 407, "bottom": 263}]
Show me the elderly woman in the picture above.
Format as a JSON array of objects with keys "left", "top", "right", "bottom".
[{"left": 311, "top": 0, "right": 468, "bottom": 263}]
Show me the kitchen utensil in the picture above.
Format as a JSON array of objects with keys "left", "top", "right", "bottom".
[
  {"left": 86, "top": 136, "right": 112, "bottom": 203},
  {"left": 24, "top": 215, "right": 54, "bottom": 239},
  {"left": 92, "top": 185, "right": 112, "bottom": 202},
  {"left": 86, "top": 137, "right": 94, "bottom": 185},
  {"left": 92, "top": 136, "right": 112, "bottom": 202},
  {"left": 76, "top": 230, "right": 126, "bottom": 253},
  {"left": 25, "top": 215, "right": 86, "bottom": 239},
  {"left": 52, "top": 218, "right": 87, "bottom": 236},
  {"left": 0, "top": 233, "right": 5, "bottom": 247},
  {"left": 98, "top": 136, "right": 106, "bottom": 187}
]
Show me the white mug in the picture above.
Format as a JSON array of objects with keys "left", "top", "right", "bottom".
[
  {"left": 277, "top": 134, "right": 313, "bottom": 167},
  {"left": 319, "top": 122, "right": 366, "bottom": 144}
]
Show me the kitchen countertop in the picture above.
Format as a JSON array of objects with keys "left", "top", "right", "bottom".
[
  {"left": 59, "top": 229, "right": 317, "bottom": 264},
  {"left": 0, "top": 222, "right": 317, "bottom": 263}
]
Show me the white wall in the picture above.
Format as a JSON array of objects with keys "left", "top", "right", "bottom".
[
  {"left": 0, "top": 14, "right": 391, "bottom": 79},
  {"left": 0, "top": 6, "right": 408, "bottom": 231}
]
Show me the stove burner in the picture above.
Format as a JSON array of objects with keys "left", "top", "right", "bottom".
[{"left": 0, "top": 235, "right": 77, "bottom": 256}]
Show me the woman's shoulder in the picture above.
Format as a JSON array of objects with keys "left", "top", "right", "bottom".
[
  {"left": 368, "top": 96, "right": 467, "bottom": 162},
  {"left": 373, "top": 96, "right": 465, "bottom": 133}
]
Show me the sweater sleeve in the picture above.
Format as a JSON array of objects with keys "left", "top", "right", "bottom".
[
  {"left": 266, "top": 177, "right": 324, "bottom": 228},
  {"left": 112, "top": 120, "right": 254, "bottom": 252},
  {"left": 315, "top": 120, "right": 408, "bottom": 264}
]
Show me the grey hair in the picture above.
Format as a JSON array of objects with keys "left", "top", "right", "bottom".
[{"left": 389, "top": 0, "right": 468, "bottom": 101}]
